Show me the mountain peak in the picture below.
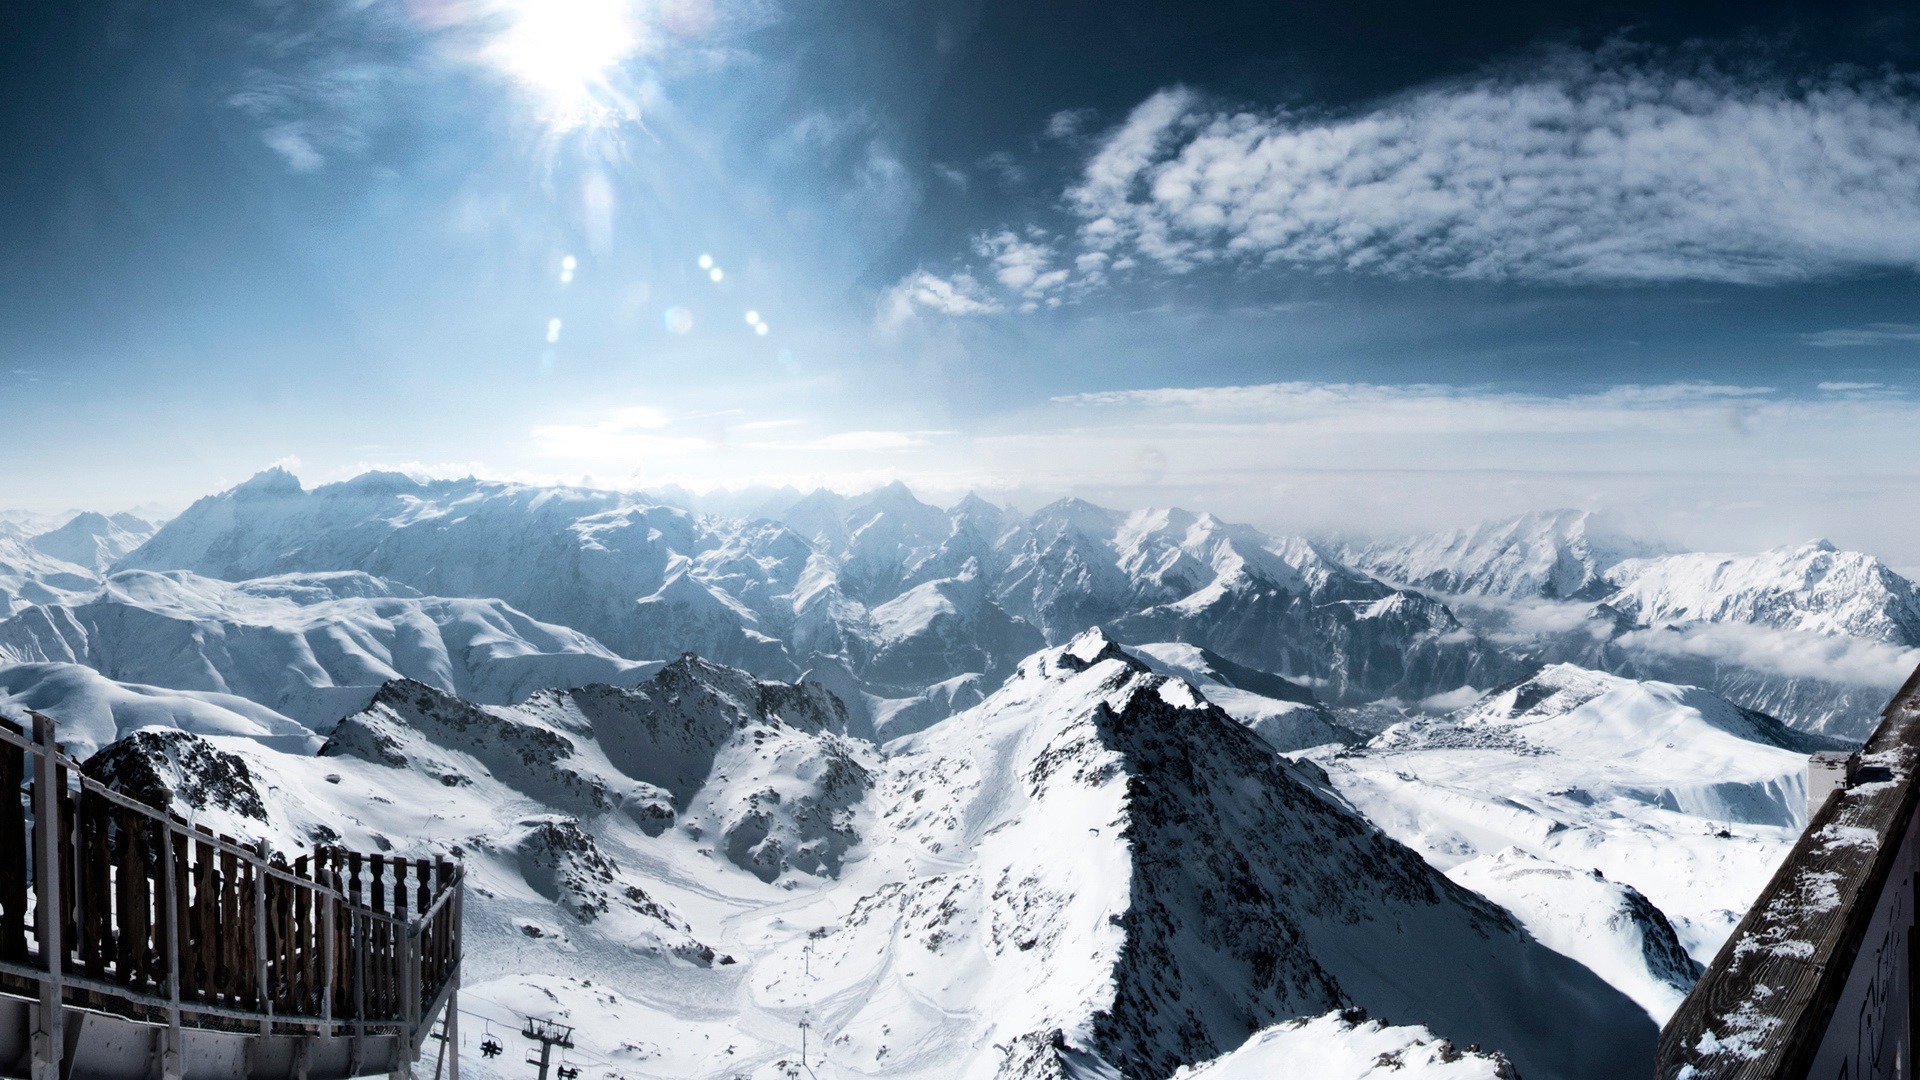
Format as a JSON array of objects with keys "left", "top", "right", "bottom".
[{"left": 231, "top": 466, "right": 304, "bottom": 499}]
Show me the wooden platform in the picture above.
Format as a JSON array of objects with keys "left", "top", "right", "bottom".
[
  {"left": 1658, "top": 664, "right": 1920, "bottom": 1079},
  {"left": 0, "top": 714, "right": 463, "bottom": 1079}
]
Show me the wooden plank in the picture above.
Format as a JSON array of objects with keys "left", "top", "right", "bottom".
[
  {"left": 0, "top": 723, "right": 26, "bottom": 962},
  {"left": 1660, "top": 665, "right": 1920, "bottom": 1078}
]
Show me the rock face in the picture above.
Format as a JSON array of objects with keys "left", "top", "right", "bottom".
[{"left": 81, "top": 728, "right": 268, "bottom": 820}]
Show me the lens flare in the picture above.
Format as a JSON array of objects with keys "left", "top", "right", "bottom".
[
  {"left": 698, "top": 254, "right": 713, "bottom": 269},
  {"left": 744, "top": 311, "right": 760, "bottom": 325},
  {"left": 560, "top": 255, "right": 577, "bottom": 284},
  {"left": 755, "top": 322, "right": 769, "bottom": 336},
  {"left": 709, "top": 267, "right": 724, "bottom": 282},
  {"left": 546, "top": 317, "right": 563, "bottom": 343},
  {"left": 663, "top": 306, "right": 693, "bottom": 334}
]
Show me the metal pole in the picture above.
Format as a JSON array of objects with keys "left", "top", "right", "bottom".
[
  {"left": 445, "top": 983, "right": 459, "bottom": 1080},
  {"left": 160, "top": 824, "right": 183, "bottom": 1080},
  {"left": 29, "top": 713, "right": 63, "bottom": 1080}
]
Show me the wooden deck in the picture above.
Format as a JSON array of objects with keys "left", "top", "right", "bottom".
[
  {"left": 1658, "top": 665, "right": 1920, "bottom": 1080},
  {"left": 0, "top": 712, "right": 463, "bottom": 1079}
]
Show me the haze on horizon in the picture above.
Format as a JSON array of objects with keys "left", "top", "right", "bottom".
[{"left": 5, "top": 0, "right": 1920, "bottom": 561}]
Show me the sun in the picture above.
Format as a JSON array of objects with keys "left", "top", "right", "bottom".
[{"left": 486, "top": 0, "right": 644, "bottom": 132}]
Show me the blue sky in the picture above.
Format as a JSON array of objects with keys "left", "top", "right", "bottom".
[{"left": 6, "top": 0, "right": 1920, "bottom": 558}]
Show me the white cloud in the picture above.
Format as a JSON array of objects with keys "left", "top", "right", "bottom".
[
  {"left": 1802, "top": 324, "right": 1920, "bottom": 348},
  {"left": 974, "top": 231, "right": 1068, "bottom": 298},
  {"left": 803, "top": 431, "right": 937, "bottom": 451},
  {"left": 1051, "top": 380, "right": 1795, "bottom": 436},
  {"left": 1618, "top": 622, "right": 1920, "bottom": 689},
  {"left": 1066, "top": 54, "right": 1920, "bottom": 284},
  {"left": 1817, "top": 381, "right": 1887, "bottom": 391},
  {"left": 876, "top": 269, "right": 1003, "bottom": 330},
  {"left": 531, "top": 406, "right": 706, "bottom": 459}
]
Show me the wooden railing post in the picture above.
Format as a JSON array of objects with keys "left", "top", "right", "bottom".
[
  {"left": 254, "top": 839, "right": 270, "bottom": 1036},
  {"left": 159, "top": 824, "right": 183, "bottom": 1080},
  {"left": 29, "top": 713, "right": 63, "bottom": 1080},
  {"left": 321, "top": 852, "right": 335, "bottom": 1037}
]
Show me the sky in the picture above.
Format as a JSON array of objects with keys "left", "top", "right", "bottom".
[{"left": 5, "top": 0, "right": 1920, "bottom": 558}]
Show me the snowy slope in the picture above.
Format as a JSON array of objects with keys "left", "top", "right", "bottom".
[
  {"left": 1171, "top": 1011, "right": 1514, "bottom": 1080},
  {"left": 0, "top": 662, "right": 318, "bottom": 759},
  {"left": 0, "top": 569, "right": 658, "bottom": 728},
  {"left": 1122, "top": 641, "right": 1357, "bottom": 751},
  {"left": 1448, "top": 848, "right": 1700, "bottom": 1023},
  {"left": 0, "top": 535, "right": 99, "bottom": 616},
  {"left": 68, "top": 636, "right": 1650, "bottom": 1080},
  {"left": 1349, "top": 509, "right": 1668, "bottom": 600},
  {"left": 1315, "top": 664, "right": 1820, "bottom": 978}
]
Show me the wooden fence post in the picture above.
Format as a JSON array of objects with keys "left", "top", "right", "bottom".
[
  {"left": 160, "top": 824, "right": 183, "bottom": 1080},
  {"left": 254, "top": 839, "right": 271, "bottom": 1036},
  {"left": 29, "top": 713, "right": 63, "bottom": 1080}
]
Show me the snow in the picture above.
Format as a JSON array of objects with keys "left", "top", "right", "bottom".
[
  {"left": 0, "top": 569, "right": 658, "bottom": 729},
  {"left": 1171, "top": 1011, "right": 1512, "bottom": 1080},
  {"left": 1448, "top": 848, "right": 1699, "bottom": 1023},
  {"left": 69, "top": 632, "right": 1653, "bottom": 1080},
  {"left": 0, "top": 662, "right": 318, "bottom": 760},
  {"left": 1314, "top": 663, "right": 1814, "bottom": 973}
]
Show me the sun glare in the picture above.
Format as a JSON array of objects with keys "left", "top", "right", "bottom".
[{"left": 487, "top": 0, "right": 643, "bottom": 131}]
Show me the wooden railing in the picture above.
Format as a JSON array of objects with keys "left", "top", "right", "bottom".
[{"left": 0, "top": 712, "right": 463, "bottom": 1077}]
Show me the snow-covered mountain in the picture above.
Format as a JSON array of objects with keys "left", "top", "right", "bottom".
[
  {"left": 0, "top": 510, "right": 159, "bottom": 615},
  {"left": 68, "top": 633, "right": 1653, "bottom": 1080},
  {"left": 114, "top": 471, "right": 1510, "bottom": 719},
  {"left": 1311, "top": 662, "right": 1835, "bottom": 1021},
  {"left": 1604, "top": 540, "right": 1920, "bottom": 642},
  {"left": 28, "top": 510, "right": 156, "bottom": 571},
  {"left": 0, "top": 569, "right": 657, "bottom": 728},
  {"left": 1354, "top": 512, "right": 1920, "bottom": 738},
  {"left": 1348, "top": 509, "right": 1669, "bottom": 600}
]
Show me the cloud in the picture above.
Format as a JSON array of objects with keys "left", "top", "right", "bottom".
[
  {"left": 531, "top": 405, "right": 707, "bottom": 459},
  {"left": 975, "top": 231, "right": 1068, "bottom": 302},
  {"left": 1618, "top": 622, "right": 1920, "bottom": 689},
  {"left": 1801, "top": 324, "right": 1920, "bottom": 348},
  {"left": 802, "top": 431, "right": 938, "bottom": 451},
  {"left": 876, "top": 269, "right": 1003, "bottom": 330},
  {"left": 1065, "top": 52, "right": 1920, "bottom": 284},
  {"left": 1817, "top": 381, "right": 1887, "bottom": 391},
  {"left": 1050, "top": 380, "right": 1795, "bottom": 436}
]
